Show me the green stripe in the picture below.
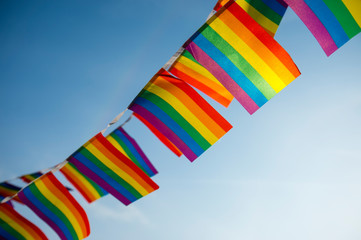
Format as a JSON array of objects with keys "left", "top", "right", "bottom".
[
  {"left": 109, "top": 133, "right": 147, "bottom": 174},
  {"left": 141, "top": 90, "right": 212, "bottom": 150},
  {"left": 0, "top": 219, "right": 26, "bottom": 240},
  {"left": 29, "top": 185, "right": 78, "bottom": 240},
  {"left": 79, "top": 147, "right": 142, "bottom": 199},
  {"left": 244, "top": 0, "right": 282, "bottom": 24},
  {"left": 182, "top": 50, "right": 203, "bottom": 66},
  {"left": 201, "top": 24, "right": 276, "bottom": 100},
  {"left": 68, "top": 162, "right": 106, "bottom": 197},
  {"left": 323, "top": 0, "right": 361, "bottom": 38}
]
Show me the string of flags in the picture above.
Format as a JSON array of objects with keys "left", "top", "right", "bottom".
[{"left": 1, "top": 0, "right": 360, "bottom": 239}]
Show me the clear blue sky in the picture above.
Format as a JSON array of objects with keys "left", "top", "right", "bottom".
[{"left": 1, "top": 1, "right": 361, "bottom": 239}]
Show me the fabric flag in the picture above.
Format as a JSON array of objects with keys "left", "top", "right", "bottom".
[
  {"left": 168, "top": 49, "right": 234, "bottom": 107},
  {"left": 18, "top": 172, "right": 90, "bottom": 240},
  {"left": 184, "top": 0, "right": 300, "bottom": 115},
  {"left": 20, "top": 172, "right": 43, "bottom": 184},
  {"left": 283, "top": 0, "right": 361, "bottom": 56},
  {"left": 60, "top": 162, "right": 108, "bottom": 203},
  {"left": 68, "top": 133, "right": 159, "bottom": 206},
  {"left": 0, "top": 182, "right": 23, "bottom": 204},
  {"left": 107, "top": 127, "right": 158, "bottom": 177},
  {"left": 213, "top": 0, "right": 288, "bottom": 36},
  {"left": 0, "top": 203, "right": 48, "bottom": 240},
  {"left": 133, "top": 113, "right": 183, "bottom": 157},
  {"left": 129, "top": 69, "right": 233, "bottom": 162},
  {"left": 0, "top": 196, "right": 13, "bottom": 208}
]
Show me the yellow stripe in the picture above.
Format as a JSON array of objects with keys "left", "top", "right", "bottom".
[
  {"left": 236, "top": 0, "right": 278, "bottom": 34},
  {"left": 147, "top": 82, "right": 219, "bottom": 144},
  {"left": 0, "top": 214, "right": 36, "bottom": 240},
  {"left": 85, "top": 143, "right": 149, "bottom": 196},
  {"left": 34, "top": 180, "right": 83, "bottom": 238},
  {"left": 342, "top": 0, "right": 361, "bottom": 27},
  {"left": 210, "top": 17, "right": 286, "bottom": 92},
  {"left": 64, "top": 165, "right": 102, "bottom": 199},
  {"left": 106, "top": 135, "right": 130, "bottom": 159}
]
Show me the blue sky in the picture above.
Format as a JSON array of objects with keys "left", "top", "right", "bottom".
[{"left": 1, "top": 1, "right": 361, "bottom": 239}]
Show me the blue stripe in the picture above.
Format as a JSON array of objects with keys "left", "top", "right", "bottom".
[
  {"left": 134, "top": 97, "right": 205, "bottom": 156},
  {"left": 112, "top": 130, "right": 154, "bottom": 176},
  {"left": 304, "top": 0, "right": 349, "bottom": 47},
  {"left": 261, "top": 0, "right": 287, "bottom": 16},
  {"left": 73, "top": 151, "right": 138, "bottom": 202},
  {"left": 0, "top": 226, "right": 18, "bottom": 240},
  {"left": 192, "top": 32, "right": 268, "bottom": 107},
  {"left": 21, "top": 187, "right": 73, "bottom": 240}
]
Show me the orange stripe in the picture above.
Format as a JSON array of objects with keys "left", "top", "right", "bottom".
[{"left": 90, "top": 138, "right": 154, "bottom": 193}]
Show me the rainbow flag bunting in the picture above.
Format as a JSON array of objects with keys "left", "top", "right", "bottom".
[
  {"left": 213, "top": 0, "right": 288, "bottom": 36},
  {"left": 0, "top": 182, "right": 23, "bottom": 204},
  {"left": 134, "top": 113, "right": 183, "bottom": 157},
  {"left": 107, "top": 127, "right": 158, "bottom": 177},
  {"left": 60, "top": 162, "right": 108, "bottom": 203},
  {"left": 184, "top": 0, "right": 300, "bottom": 115},
  {"left": 68, "top": 133, "right": 159, "bottom": 206},
  {"left": 18, "top": 173, "right": 90, "bottom": 240},
  {"left": 283, "top": 0, "right": 361, "bottom": 56},
  {"left": 20, "top": 172, "right": 43, "bottom": 184},
  {"left": 0, "top": 203, "right": 48, "bottom": 240},
  {"left": 129, "top": 69, "right": 233, "bottom": 162}
]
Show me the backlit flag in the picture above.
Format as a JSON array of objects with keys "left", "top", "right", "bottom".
[
  {"left": 68, "top": 133, "right": 159, "bottom": 206},
  {"left": 184, "top": 0, "right": 300, "bottom": 114},
  {"left": 129, "top": 69, "right": 232, "bottom": 162},
  {"left": 18, "top": 173, "right": 90, "bottom": 240},
  {"left": 0, "top": 203, "right": 48, "bottom": 240},
  {"left": 283, "top": 0, "right": 361, "bottom": 56}
]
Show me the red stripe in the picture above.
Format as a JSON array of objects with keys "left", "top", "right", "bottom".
[{"left": 60, "top": 168, "right": 93, "bottom": 203}]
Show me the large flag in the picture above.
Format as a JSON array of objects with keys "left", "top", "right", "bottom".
[
  {"left": 68, "top": 133, "right": 159, "bottom": 206},
  {"left": 0, "top": 182, "right": 23, "bottom": 204},
  {"left": 129, "top": 69, "right": 232, "bottom": 162},
  {"left": 60, "top": 162, "right": 108, "bottom": 203},
  {"left": 107, "top": 127, "right": 158, "bottom": 177},
  {"left": 18, "top": 173, "right": 90, "bottom": 240},
  {"left": 0, "top": 203, "right": 48, "bottom": 240},
  {"left": 184, "top": 0, "right": 300, "bottom": 114},
  {"left": 283, "top": 0, "right": 361, "bottom": 56}
]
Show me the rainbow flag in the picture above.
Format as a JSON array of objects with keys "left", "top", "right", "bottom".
[
  {"left": 0, "top": 182, "right": 23, "bottom": 204},
  {"left": 0, "top": 196, "right": 13, "bottom": 208},
  {"left": 213, "top": 0, "right": 288, "bottom": 36},
  {"left": 107, "top": 127, "right": 158, "bottom": 177},
  {"left": 184, "top": 0, "right": 300, "bottom": 115},
  {"left": 60, "top": 162, "right": 108, "bottom": 203},
  {"left": 18, "top": 173, "right": 90, "bottom": 240},
  {"left": 283, "top": 0, "right": 361, "bottom": 56},
  {"left": 129, "top": 69, "right": 233, "bottom": 162},
  {"left": 134, "top": 113, "right": 183, "bottom": 157},
  {"left": 0, "top": 203, "right": 48, "bottom": 240},
  {"left": 169, "top": 50, "right": 234, "bottom": 107},
  {"left": 68, "top": 133, "right": 159, "bottom": 206},
  {"left": 21, "top": 172, "right": 43, "bottom": 184}
]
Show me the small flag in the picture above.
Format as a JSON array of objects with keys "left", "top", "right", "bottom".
[
  {"left": 20, "top": 172, "right": 43, "bottom": 184},
  {"left": 0, "top": 182, "right": 23, "bottom": 204}
]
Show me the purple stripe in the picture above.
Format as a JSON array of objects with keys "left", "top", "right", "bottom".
[
  {"left": 284, "top": 0, "right": 338, "bottom": 56},
  {"left": 119, "top": 128, "right": 158, "bottom": 175},
  {"left": 275, "top": 0, "right": 288, "bottom": 8},
  {"left": 18, "top": 191, "right": 67, "bottom": 240},
  {"left": 129, "top": 104, "right": 198, "bottom": 161},
  {"left": 185, "top": 42, "right": 259, "bottom": 114},
  {"left": 69, "top": 157, "right": 132, "bottom": 206}
]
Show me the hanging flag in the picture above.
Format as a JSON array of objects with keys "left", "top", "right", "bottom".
[
  {"left": 107, "top": 127, "right": 158, "bottom": 177},
  {"left": 18, "top": 173, "right": 90, "bottom": 240},
  {"left": 129, "top": 69, "right": 233, "bottom": 162},
  {"left": 168, "top": 50, "right": 234, "bottom": 107},
  {"left": 20, "top": 172, "right": 43, "bottom": 184},
  {"left": 134, "top": 113, "right": 183, "bottom": 157},
  {"left": 0, "top": 196, "right": 13, "bottom": 208},
  {"left": 184, "top": 0, "right": 300, "bottom": 115},
  {"left": 60, "top": 162, "right": 108, "bottom": 203},
  {"left": 283, "top": 0, "right": 361, "bottom": 56},
  {"left": 0, "top": 203, "right": 48, "bottom": 240},
  {"left": 213, "top": 0, "right": 288, "bottom": 36},
  {"left": 68, "top": 133, "right": 159, "bottom": 206},
  {"left": 0, "top": 182, "right": 23, "bottom": 204}
]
